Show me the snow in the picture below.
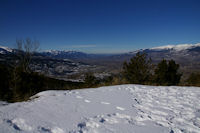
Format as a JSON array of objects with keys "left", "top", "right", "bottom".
[
  {"left": 151, "top": 43, "right": 200, "bottom": 51},
  {"left": 0, "top": 45, "right": 13, "bottom": 53},
  {"left": 0, "top": 85, "right": 200, "bottom": 133},
  {"left": 43, "top": 50, "right": 83, "bottom": 56}
]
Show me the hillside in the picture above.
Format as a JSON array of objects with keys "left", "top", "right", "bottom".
[
  {"left": 0, "top": 85, "right": 200, "bottom": 133},
  {"left": 0, "top": 47, "right": 101, "bottom": 81}
]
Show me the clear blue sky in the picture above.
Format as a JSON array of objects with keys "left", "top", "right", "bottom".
[{"left": 0, "top": 0, "right": 200, "bottom": 53}]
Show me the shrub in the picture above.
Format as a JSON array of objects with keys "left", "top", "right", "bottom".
[
  {"left": 186, "top": 73, "right": 200, "bottom": 86},
  {"left": 84, "top": 73, "right": 98, "bottom": 88},
  {"left": 11, "top": 66, "right": 46, "bottom": 102}
]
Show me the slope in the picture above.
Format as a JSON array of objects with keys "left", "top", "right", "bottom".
[{"left": 0, "top": 85, "right": 200, "bottom": 133}]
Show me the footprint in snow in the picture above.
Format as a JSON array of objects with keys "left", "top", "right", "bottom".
[
  {"left": 72, "top": 91, "right": 79, "bottom": 94},
  {"left": 101, "top": 102, "right": 110, "bottom": 105},
  {"left": 6, "top": 118, "right": 32, "bottom": 131},
  {"left": 116, "top": 106, "right": 125, "bottom": 111},
  {"left": 134, "top": 98, "right": 140, "bottom": 104},
  {"left": 39, "top": 126, "right": 64, "bottom": 133},
  {"left": 84, "top": 100, "right": 91, "bottom": 103}
]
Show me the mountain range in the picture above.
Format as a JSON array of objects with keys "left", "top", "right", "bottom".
[
  {"left": 1, "top": 43, "right": 200, "bottom": 60},
  {"left": 42, "top": 43, "right": 200, "bottom": 65},
  {"left": 1, "top": 43, "right": 200, "bottom": 79}
]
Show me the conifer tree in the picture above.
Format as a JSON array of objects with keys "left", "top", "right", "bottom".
[
  {"left": 154, "top": 59, "right": 181, "bottom": 85},
  {"left": 123, "top": 52, "right": 152, "bottom": 84},
  {"left": 154, "top": 59, "right": 168, "bottom": 85}
]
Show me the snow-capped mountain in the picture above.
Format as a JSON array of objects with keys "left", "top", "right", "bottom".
[
  {"left": 41, "top": 50, "right": 89, "bottom": 59},
  {"left": 142, "top": 43, "right": 200, "bottom": 62},
  {"left": 150, "top": 43, "right": 200, "bottom": 51},
  {"left": 109, "top": 43, "right": 200, "bottom": 60},
  {"left": 1, "top": 43, "right": 200, "bottom": 60},
  {"left": 0, "top": 46, "right": 13, "bottom": 54},
  {"left": 116, "top": 43, "right": 200, "bottom": 61}
]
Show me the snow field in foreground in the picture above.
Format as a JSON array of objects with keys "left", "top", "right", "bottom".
[{"left": 0, "top": 85, "right": 200, "bottom": 133}]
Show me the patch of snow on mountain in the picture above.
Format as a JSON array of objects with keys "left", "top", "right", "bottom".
[
  {"left": 151, "top": 45, "right": 175, "bottom": 50},
  {"left": 0, "top": 85, "right": 200, "bottom": 133},
  {"left": 151, "top": 43, "right": 200, "bottom": 51},
  {"left": 0, "top": 45, "right": 13, "bottom": 53},
  {"left": 44, "top": 50, "right": 82, "bottom": 55}
]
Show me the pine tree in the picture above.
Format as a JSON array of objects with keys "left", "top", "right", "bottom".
[
  {"left": 167, "top": 60, "right": 182, "bottom": 85},
  {"left": 154, "top": 59, "right": 168, "bottom": 85},
  {"left": 154, "top": 59, "right": 181, "bottom": 85},
  {"left": 123, "top": 52, "right": 152, "bottom": 84}
]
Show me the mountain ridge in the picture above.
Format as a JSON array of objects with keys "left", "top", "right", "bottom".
[{"left": 1, "top": 42, "right": 200, "bottom": 56}]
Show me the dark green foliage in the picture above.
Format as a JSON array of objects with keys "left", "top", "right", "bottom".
[
  {"left": 186, "top": 73, "right": 200, "bottom": 86},
  {"left": 154, "top": 59, "right": 168, "bottom": 85},
  {"left": 122, "top": 53, "right": 182, "bottom": 86},
  {"left": 123, "top": 52, "right": 152, "bottom": 84},
  {"left": 0, "top": 63, "right": 85, "bottom": 102},
  {"left": 154, "top": 59, "right": 182, "bottom": 85},
  {"left": 98, "top": 74, "right": 128, "bottom": 86},
  {"left": 84, "top": 73, "right": 98, "bottom": 88},
  {"left": 11, "top": 69, "right": 46, "bottom": 101},
  {"left": 0, "top": 64, "right": 12, "bottom": 101},
  {"left": 167, "top": 60, "right": 182, "bottom": 85},
  {"left": 44, "top": 77, "right": 84, "bottom": 90}
]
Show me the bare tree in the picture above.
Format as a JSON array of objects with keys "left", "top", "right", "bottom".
[
  {"left": 15, "top": 38, "right": 40, "bottom": 72},
  {"left": 11, "top": 38, "right": 40, "bottom": 100}
]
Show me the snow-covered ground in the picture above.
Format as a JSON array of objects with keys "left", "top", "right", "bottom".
[{"left": 0, "top": 85, "right": 200, "bottom": 133}]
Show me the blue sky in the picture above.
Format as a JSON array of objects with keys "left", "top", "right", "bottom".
[{"left": 0, "top": 0, "right": 200, "bottom": 53}]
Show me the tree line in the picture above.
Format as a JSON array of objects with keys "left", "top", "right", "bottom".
[
  {"left": 123, "top": 52, "right": 182, "bottom": 85},
  {"left": 84, "top": 52, "right": 200, "bottom": 87}
]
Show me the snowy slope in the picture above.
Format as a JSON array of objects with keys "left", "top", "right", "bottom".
[{"left": 0, "top": 85, "right": 200, "bottom": 133}]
